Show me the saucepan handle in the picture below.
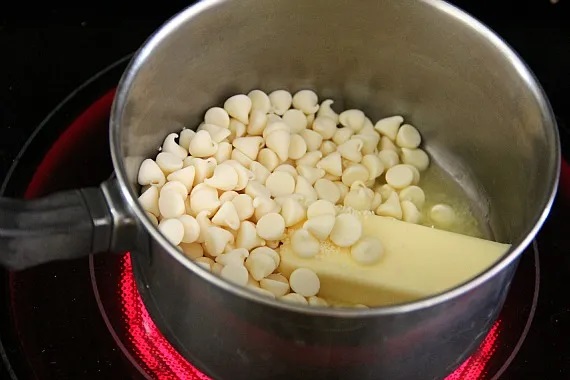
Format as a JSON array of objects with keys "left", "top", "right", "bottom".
[{"left": 0, "top": 179, "right": 138, "bottom": 270}]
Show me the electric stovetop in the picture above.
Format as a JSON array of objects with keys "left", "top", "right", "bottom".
[{"left": 1, "top": 1, "right": 569, "bottom": 379}]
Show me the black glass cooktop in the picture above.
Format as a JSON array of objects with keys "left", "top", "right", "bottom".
[{"left": 1, "top": 1, "right": 569, "bottom": 379}]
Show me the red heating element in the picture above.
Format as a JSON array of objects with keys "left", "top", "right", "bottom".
[{"left": 117, "top": 254, "right": 500, "bottom": 380}]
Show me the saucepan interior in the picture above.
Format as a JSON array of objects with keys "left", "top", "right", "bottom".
[{"left": 111, "top": 0, "right": 559, "bottom": 310}]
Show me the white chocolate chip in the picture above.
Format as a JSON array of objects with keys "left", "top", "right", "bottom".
[
  {"left": 401, "top": 200, "right": 422, "bottom": 224},
  {"left": 288, "top": 134, "right": 308, "bottom": 160},
  {"left": 371, "top": 191, "right": 383, "bottom": 210},
  {"left": 289, "top": 268, "right": 320, "bottom": 297},
  {"left": 401, "top": 148, "right": 430, "bottom": 171},
  {"left": 219, "top": 191, "right": 239, "bottom": 204},
  {"left": 312, "top": 116, "right": 337, "bottom": 139},
  {"left": 204, "top": 163, "right": 238, "bottom": 191},
  {"left": 316, "top": 99, "right": 339, "bottom": 124},
  {"left": 138, "top": 185, "right": 160, "bottom": 217},
  {"left": 246, "top": 109, "right": 268, "bottom": 136},
  {"left": 374, "top": 115, "right": 403, "bottom": 141},
  {"left": 161, "top": 180, "right": 188, "bottom": 200},
  {"left": 290, "top": 229, "right": 320, "bottom": 258},
  {"left": 199, "top": 123, "right": 232, "bottom": 143},
  {"left": 307, "top": 199, "right": 336, "bottom": 219},
  {"left": 216, "top": 248, "right": 249, "bottom": 266},
  {"left": 250, "top": 161, "right": 271, "bottom": 184},
  {"left": 269, "top": 90, "right": 293, "bottom": 115},
  {"left": 403, "top": 164, "right": 421, "bottom": 185},
  {"left": 188, "top": 130, "right": 219, "bottom": 158},
  {"left": 265, "top": 129, "right": 290, "bottom": 162},
  {"left": 231, "top": 194, "right": 255, "bottom": 221},
  {"left": 330, "top": 213, "right": 362, "bottom": 247},
  {"left": 332, "top": 127, "right": 354, "bottom": 145},
  {"left": 211, "top": 201, "right": 241, "bottom": 230},
  {"left": 256, "top": 212, "right": 285, "bottom": 240},
  {"left": 248, "top": 89, "right": 271, "bottom": 113},
  {"left": 430, "top": 203, "right": 456, "bottom": 228},
  {"left": 350, "top": 236, "right": 384, "bottom": 265},
  {"left": 230, "top": 148, "right": 253, "bottom": 168},
  {"left": 162, "top": 133, "right": 188, "bottom": 160},
  {"left": 221, "top": 264, "right": 249, "bottom": 286},
  {"left": 316, "top": 151, "right": 342, "bottom": 177},
  {"left": 280, "top": 197, "right": 307, "bottom": 227},
  {"left": 341, "top": 164, "right": 369, "bottom": 187},
  {"left": 262, "top": 121, "right": 289, "bottom": 140},
  {"left": 279, "top": 293, "right": 308, "bottom": 305},
  {"left": 266, "top": 171, "right": 295, "bottom": 197},
  {"left": 205, "top": 107, "right": 230, "bottom": 129},
  {"left": 228, "top": 119, "right": 247, "bottom": 142},
  {"left": 252, "top": 196, "right": 281, "bottom": 221},
  {"left": 339, "top": 109, "right": 365, "bottom": 132},
  {"left": 335, "top": 181, "right": 349, "bottom": 200},
  {"left": 299, "top": 129, "right": 323, "bottom": 152},
  {"left": 361, "top": 154, "right": 385, "bottom": 180},
  {"left": 178, "top": 214, "right": 200, "bottom": 243},
  {"left": 396, "top": 124, "right": 421, "bottom": 149},
  {"left": 398, "top": 185, "right": 425, "bottom": 209},
  {"left": 375, "top": 191, "right": 402, "bottom": 219},
  {"left": 225, "top": 160, "right": 254, "bottom": 191},
  {"left": 319, "top": 141, "right": 337, "bottom": 156},
  {"left": 180, "top": 242, "right": 204, "bottom": 259},
  {"left": 138, "top": 159, "right": 166, "bottom": 187},
  {"left": 292, "top": 89, "right": 319, "bottom": 114},
  {"left": 232, "top": 136, "right": 264, "bottom": 161},
  {"left": 236, "top": 220, "right": 265, "bottom": 250},
  {"left": 195, "top": 210, "right": 214, "bottom": 243},
  {"left": 297, "top": 165, "right": 325, "bottom": 185},
  {"left": 189, "top": 184, "right": 221, "bottom": 216},
  {"left": 213, "top": 141, "right": 232, "bottom": 163},
  {"left": 308, "top": 296, "right": 329, "bottom": 307},
  {"left": 158, "top": 190, "right": 186, "bottom": 218},
  {"left": 275, "top": 164, "right": 298, "bottom": 178},
  {"left": 314, "top": 178, "right": 341, "bottom": 204},
  {"left": 191, "top": 157, "right": 217, "bottom": 186},
  {"left": 379, "top": 136, "right": 399, "bottom": 152},
  {"left": 204, "top": 226, "right": 234, "bottom": 257},
  {"left": 380, "top": 152, "right": 401, "bottom": 176},
  {"left": 167, "top": 166, "right": 196, "bottom": 192},
  {"left": 194, "top": 257, "right": 215, "bottom": 271},
  {"left": 303, "top": 214, "right": 335, "bottom": 240},
  {"left": 294, "top": 176, "right": 318, "bottom": 204},
  {"left": 343, "top": 186, "right": 373, "bottom": 211},
  {"left": 283, "top": 109, "right": 308, "bottom": 133},
  {"left": 145, "top": 212, "right": 159, "bottom": 227},
  {"left": 376, "top": 183, "right": 395, "bottom": 201},
  {"left": 156, "top": 152, "right": 184, "bottom": 174},
  {"left": 260, "top": 274, "right": 290, "bottom": 297},
  {"left": 245, "top": 251, "right": 277, "bottom": 281},
  {"left": 158, "top": 218, "right": 185, "bottom": 246},
  {"left": 385, "top": 164, "right": 414, "bottom": 189},
  {"left": 352, "top": 134, "right": 379, "bottom": 155},
  {"left": 296, "top": 151, "right": 323, "bottom": 167},
  {"left": 251, "top": 246, "right": 281, "bottom": 267},
  {"left": 337, "top": 139, "right": 364, "bottom": 163},
  {"left": 179, "top": 129, "right": 196, "bottom": 150},
  {"left": 224, "top": 94, "right": 252, "bottom": 124},
  {"left": 245, "top": 180, "right": 271, "bottom": 199}
]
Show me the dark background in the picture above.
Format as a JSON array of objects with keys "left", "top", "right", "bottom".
[{"left": 0, "top": 1, "right": 569, "bottom": 379}]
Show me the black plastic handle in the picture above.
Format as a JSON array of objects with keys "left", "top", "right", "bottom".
[{"left": 0, "top": 179, "right": 138, "bottom": 270}]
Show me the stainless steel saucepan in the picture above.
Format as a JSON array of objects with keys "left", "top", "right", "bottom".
[{"left": 0, "top": 1, "right": 560, "bottom": 379}]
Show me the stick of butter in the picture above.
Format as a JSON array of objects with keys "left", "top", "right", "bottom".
[{"left": 278, "top": 214, "right": 511, "bottom": 306}]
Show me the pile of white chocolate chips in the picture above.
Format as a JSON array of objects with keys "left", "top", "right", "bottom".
[{"left": 136, "top": 90, "right": 457, "bottom": 308}]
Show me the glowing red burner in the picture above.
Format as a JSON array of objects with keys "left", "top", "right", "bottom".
[{"left": 118, "top": 254, "right": 500, "bottom": 380}]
